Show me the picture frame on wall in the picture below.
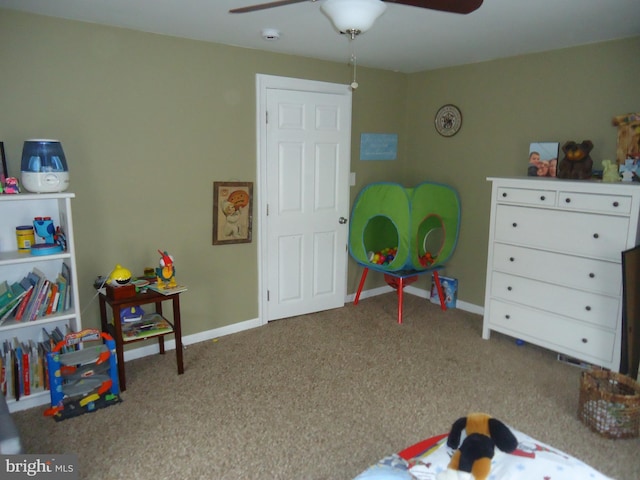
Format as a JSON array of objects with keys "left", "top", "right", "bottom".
[
  {"left": 0, "top": 142, "right": 7, "bottom": 183},
  {"left": 527, "top": 142, "right": 559, "bottom": 177},
  {"left": 212, "top": 181, "right": 253, "bottom": 245}
]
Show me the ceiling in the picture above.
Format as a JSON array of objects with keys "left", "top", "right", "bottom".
[{"left": 1, "top": 0, "right": 639, "bottom": 73}]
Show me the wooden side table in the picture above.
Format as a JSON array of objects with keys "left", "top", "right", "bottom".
[{"left": 98, "top": 289, "right": 184, "bottom": 391}]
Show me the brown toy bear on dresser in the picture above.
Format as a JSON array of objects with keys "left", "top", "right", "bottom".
[{"left": 558, "top": 140, "right": 593, "bottom": 179}]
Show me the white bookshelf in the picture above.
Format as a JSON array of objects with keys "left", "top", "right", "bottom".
[{"left": 0, "top": 193, "right": 81, "bottom": 412}]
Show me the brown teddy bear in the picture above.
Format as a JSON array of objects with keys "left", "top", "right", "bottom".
[{"left": 558, "top": 140, "right": 594, "bottom": 179}]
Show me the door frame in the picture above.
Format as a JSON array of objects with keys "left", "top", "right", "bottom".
[{"left": 255, "top": 74, "right": 352, "bottom": 325}]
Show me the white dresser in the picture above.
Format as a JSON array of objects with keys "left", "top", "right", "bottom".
[{"left": 483, "top": 177, "right": 640, "bottom": 371}]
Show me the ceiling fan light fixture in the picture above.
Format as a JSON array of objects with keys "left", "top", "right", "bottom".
[{"left": 321, "top": 0, "right": 387, "bottom": 36}]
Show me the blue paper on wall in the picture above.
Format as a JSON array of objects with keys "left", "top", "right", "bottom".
[{"left": 360, "top": 133, "right": 398, "bottom": 161}]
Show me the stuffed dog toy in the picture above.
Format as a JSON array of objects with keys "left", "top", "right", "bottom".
[{"left": 436, "top": 413, "right": 518, "bottom": 480}]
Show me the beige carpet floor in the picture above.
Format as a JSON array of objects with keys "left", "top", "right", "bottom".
[{"left": 12, "top": 293, "right": 640, "bottom": 479}]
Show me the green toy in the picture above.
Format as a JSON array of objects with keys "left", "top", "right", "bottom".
[{"left": 349, "top": 181, "right": 461, "bottom": 272}]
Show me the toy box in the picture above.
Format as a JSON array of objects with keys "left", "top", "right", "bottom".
[{"left": 430, "top": 275, "right": 457, "bottom": 309}]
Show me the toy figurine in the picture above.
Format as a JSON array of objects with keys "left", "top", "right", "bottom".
[
  {"left": 33, "top": 216, "right": 56, "bottom": 244},
  {"left": 106, "top": 264, "right": 132, "bottom": 286},
  {"left": 156, "top": 250, "right": 177, "bottom": 289},
  {"left": 3, "top": 177, "right": 20, "bottom": 194}
]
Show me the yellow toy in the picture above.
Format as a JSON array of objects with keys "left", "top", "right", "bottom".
[
  {"left": 106, "top": 264, "right": 132, "bottom": 286},
  {"left": 156, "top": 250, "right": 177, "bottom": 289}
]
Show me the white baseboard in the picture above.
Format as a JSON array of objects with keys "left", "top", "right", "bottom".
[
  {"left": 403, "top": 285, "right": 485, "bottom": 315},
  {"left": 123, "top": 317, "right": 262, "bottom": 362},
  {"left": 124, "top": 287, "right": 483, "bottom": 363}
]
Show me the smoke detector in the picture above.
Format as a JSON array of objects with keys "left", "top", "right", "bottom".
[{"left": 261, "top": 28, "right": 281, "bottom": 41}]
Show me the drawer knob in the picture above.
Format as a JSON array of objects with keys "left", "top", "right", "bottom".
[
  {"left": 585, "top": 306, "right": 592, "bottom": 311},
  {"left": 505, "top": 315, "right": 510, "bottom": 320},
  {"left": 613, "top": 201, "right": 619, "bottom": 207},
  {"left": 589, "top": 273, "right": 595, "bottom": 278},
  {"left": 512, "top": 222, "right": 517, "bottom": 228},
  {"left": 502, "top": 192, "right": 507, "bottom": 198},
  {"left": 565, "top": 197, "right": 571, "bottom": 203},
  {"left": 582, "top": 338, "right": 588, "bottom": 344},
  {"left": 593, "top": 233, "right": 599, "bottom": 239},
  {"left": 540, "top": 195, "right": 546, "bottom": 201},
  {"left": 509, "top": 257, "right": 515, "bottom": 262},
  {"left": 507, "top": 286, "right": 512, "bottom": 291}
]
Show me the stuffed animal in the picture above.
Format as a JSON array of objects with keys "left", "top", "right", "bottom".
[
  {"left": 436, "top": 413, "right": 518, "bottom": 480},
  {"left": 557, "top": 140, "right": 594, "bottom": 179}
]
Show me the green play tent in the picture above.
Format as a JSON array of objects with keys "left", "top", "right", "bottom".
[{"left": 348, "top": 181, "right": 461, "bottom": 272}]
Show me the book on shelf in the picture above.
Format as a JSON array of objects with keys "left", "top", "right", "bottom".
[
  {"left": 147, "top": 284, "right": 188, "bottom": 296},
  {"left": 0, "top": 265, "right": 73, "bottom": 325},
  {"left": 0, "top": 281, "right": 25, "bottom": 309},
  {"left": 28, "top": 279, "right": 50, "bottom": 322},
  {"left": 56, "top": 273, "right": 67, "bottom": 313},
  {"left": 0, "top": 287, "right": 32, "bottom": 325},
  {"left": 45, "top": 284, "right": 59, "bottom": 316},
  {"left": 122, "top": 313, "right": 174, "bottom": 341},
  {"left": 61, "top": 262, "right": 72, "bottom": 311},
  {"left": 14, "top": 286, "right": 34, "bottom": 321},
  {"left": 0, "top": 326, "right": 71, "bottom": 400}
]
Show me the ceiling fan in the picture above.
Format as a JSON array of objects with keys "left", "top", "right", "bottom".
[
  {"left": 230, "top": 0, "right": 483, "bottom": 89},
  {"left": 230, "top": 0, "right": 484, "bottom": 16}
]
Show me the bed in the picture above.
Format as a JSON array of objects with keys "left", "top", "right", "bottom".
[{"left": 353, "top": 427, "right": 612, "bottom": 480}]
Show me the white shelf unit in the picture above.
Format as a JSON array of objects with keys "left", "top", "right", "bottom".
[
  {"left": 483, "top": 177, "right": 640, "bottom": 371},
  {"left": 0, "top": 193, "right": 81, "bottom": 412}
]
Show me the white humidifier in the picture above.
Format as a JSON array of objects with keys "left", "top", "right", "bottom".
[{"left": 20, "top": 139, "right": 69, "bottom": 193}]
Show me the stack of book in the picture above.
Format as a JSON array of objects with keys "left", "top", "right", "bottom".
[
  {"left": 0, "top": 326, "right": 73, "bottom": 401},
  {"left": 121, "top": 312, "right": 173, "bottom": 342},
  {"left": 0, "top": 265, "right": 73, "bottom": 326}
]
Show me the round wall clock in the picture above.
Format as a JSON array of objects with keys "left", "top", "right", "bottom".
[{"left": 434, "top": 104, "right": 462, "bottom": 137}]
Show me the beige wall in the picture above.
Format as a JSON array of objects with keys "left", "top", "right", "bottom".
[
  {"left": 403, "top": 37, "right": 640, "bottom": 305},
  {"left": 1, "top": 9, "right": 638, "bottom": 335},
  {"left": 0, "top": 10, "right": 406, "bottom": 335}
]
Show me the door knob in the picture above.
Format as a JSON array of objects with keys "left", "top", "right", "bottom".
[{"left": 339, "top": 217, "right": 348, "bottom": 224}]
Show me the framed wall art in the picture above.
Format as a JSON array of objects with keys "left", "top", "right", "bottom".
[
  {"left": 212, "top": 181, "right": 253, "bottom": 245},
  {"left": 0, "top": 142, "right": 7, "bottom": 183}
]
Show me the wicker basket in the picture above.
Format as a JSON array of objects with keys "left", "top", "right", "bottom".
[{"left": 578, "top": 369, "right": 640, "bottom": 439}]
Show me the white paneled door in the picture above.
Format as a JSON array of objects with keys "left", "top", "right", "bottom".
[{"left": 257, "top": 75, "right": 352, "bottom": 322}]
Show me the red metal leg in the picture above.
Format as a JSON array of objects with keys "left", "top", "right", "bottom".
[
  {"left": 433, "top": 270, "right": 447, "bottom": 311},
  {"left": 354, "top": 267, "right": 369, "bottom": 305},
  {"left": 397, "top": 276, "right": 404, "bottom": 324}
]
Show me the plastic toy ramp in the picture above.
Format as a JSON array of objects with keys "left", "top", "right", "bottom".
[{"left": 45, "top": 329, "right": 122, "bottom": 421}]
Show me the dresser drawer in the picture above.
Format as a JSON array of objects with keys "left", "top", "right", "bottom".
[
  {"left": 490, "top": 272, "right": 619, "bottom": 329},
  {"left": 488, "top": 300, "right": 615, "bottom": 363},
  {"left": 492, "top": 243, "right": 622, "bottom": 296},
  {"left": 558, "top": 191, "right": 632, "bottom": 215},
  {"left": 494, "top": 205, "right": 629, "bottom": 261},
  {"left": 496, "top": 187, "right": 556, "bottom": 206}
]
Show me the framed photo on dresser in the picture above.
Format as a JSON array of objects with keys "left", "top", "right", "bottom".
[{"left": 527, "top": 142, "right": 559, "bottom": 177}]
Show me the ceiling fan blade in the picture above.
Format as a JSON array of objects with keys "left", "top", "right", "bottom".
[
  {"left": 384, "top": 0, "right": 483, "bottom": 14},
  {"left": 229, "top": 0, "right": 482, "bottom": 15},
  {"left": 229, "top": 0, "right": 310, "bottom": 14}
]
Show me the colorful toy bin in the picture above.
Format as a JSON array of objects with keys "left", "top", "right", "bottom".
[{"left": 349, "top": 182, "right": 461, "bottom": 272}]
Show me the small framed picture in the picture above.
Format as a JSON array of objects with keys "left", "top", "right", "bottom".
[
  {"left": 527, "top": 142, "right": 559, "bottom": 177},
  {"left": 212, "top": 181, "right": 253, "bottom": 245},
  {"left": 0, "top": 142, "right": 7, "bottom": 183}
]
